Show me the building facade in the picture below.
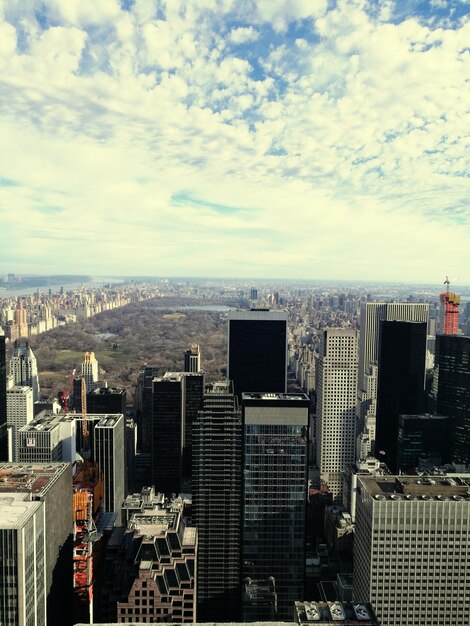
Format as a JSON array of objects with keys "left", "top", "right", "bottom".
[
  {"left": 6, "top": 386, "right": 33, "bottom": 460},
  {"left": 81, "top": 351, "right": 99, "bottom": 393},
  {"left": 94, "top": 414, "right": 126, "bottom": 525},
  {"left": 0, "top": 334, "right": 8, "bottom": 461},
  {"left": 184, "top": 344, "right": 201, "bottom": 373},
  {"left": 9, "top": 338, "right": 40, "bottom": 402}
]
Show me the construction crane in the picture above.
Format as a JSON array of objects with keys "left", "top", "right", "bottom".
[
  {"left": 58, "top": 368, "right": 77, "bottom": 414},
  {"left": 444, "top": 275, "right": 450, "bottom": 292}
]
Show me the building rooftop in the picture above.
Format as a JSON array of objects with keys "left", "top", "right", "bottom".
[
  {"left": 0, "top": 494, "right": 43, "bottom": 529},
  {"left": 242, "top": 392, "right": 309, "bottom": 402},
  {"left": 94, "top": 414, "right": 123, "bottom": 428},
  {"left": 88, "top": 387, "right": 125, "bottom": 395},
  {"left": 18, "top": 412, "right": 71, "bottom": 432},
  {"left": 0, "top": 463, "right": 70, "bottom": 495},
  {"left": 295, "top": 601, "right": 379, "bottom": 625},
  {"left": 229, "top": 309, "right": 288, "bottom": 320},
  {"left": 360, "top": 475, "right": 470, "bottom": 501}
]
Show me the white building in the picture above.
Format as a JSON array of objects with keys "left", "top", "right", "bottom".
[
  {"left": 81, "top": 351, "right": 99, "bottom": 393},
  {"left": 9, "top": 339, "right": 40, "bottom": 402},
  {"left": 6, "top": 386, "right": 33, "bottom": 461},
  {"left": 316, "top": 328, "right": 358, "bottom": 501}
]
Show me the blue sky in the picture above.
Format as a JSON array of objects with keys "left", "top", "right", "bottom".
[{"left": 0, "top": 0, "right": 469, "bottom": 282}]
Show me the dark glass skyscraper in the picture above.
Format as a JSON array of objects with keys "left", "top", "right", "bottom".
[
  {"left": 242, "top": 392, "right": 309, "bottom": 620},
  {"left": 193, "top": 381, "right": 242, "bottom": 621},
  {"left": 228, "top": 310, "right": 288, "bottom": 399},
  {"left": 375, "top": 321, "right": 427, "bottom": 473},
  {"left": 87, "top": 387, "right": 126, "bottom": 415},
  {"left": 433, "top": 335, "right": 470, "bottom": 464},
  {"left": 0, "top": 335, "right": 7, "bottom": 461}
]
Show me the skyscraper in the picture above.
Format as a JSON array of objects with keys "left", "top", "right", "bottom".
[
  {"left": 228, "top": 309, "right": 288, "bottom": 398},
  {"left": 438, "top": 290, "right": 460, "bottom": 335},
  {"left": 81, "top": 351, "right": 98, "bottom": 393},
  {"left": 6, "top": 386, "right": 33, "bottom": 460},
  {"left": 242, "top": 392, "right": 309, "bottom": 620},
  {"left": 9, "top": 338, "right": 40, "bottom": 402},
  {"left": 433, "top": 334, "right": 470, "bottom": 465},
  {"left": 353, "top": 474, "right": 470, "bottom": 626},
  {"left": 87, "top": 386, "right": 126, "bottom": 415},
  {"left": 193, "top": 381, "right": 242, "bottom": 621},
  {"left": 184, "top": 344, "right": 201, "bottom": 373},
  {"left": 375, "top": 321, "right": 427, "bottom": 472},
  {"left": 0, "top": 334, "right": 7, "bottom": 461},
  {"left": 14, "top": 296, "right": 28, "bottom": 337},
  {"left": 316, "top": 328, "right": 358, "bottom": 500}
]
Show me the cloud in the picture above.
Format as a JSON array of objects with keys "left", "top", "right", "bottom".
[{"left": 229, "top": 26, "right": 259, "bottom": 44}]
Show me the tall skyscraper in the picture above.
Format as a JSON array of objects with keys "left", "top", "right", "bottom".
[
  {"left": 242, "top": 392, "right": 309, "bottom": 620},
  {"left": 438, "top": 289, "right": 460, "bottom": 335},
  {"left": 184, "top": 344, "right": 201, "bottom": 373},
  {"left": 375, "top": 321, "right": 427, "bottom": 472},
  {"left": 152, "top": 372, "right": 204, "bottom": 494},
  {"left": 357, "top": 303, "right": 428, "bottom": 434},
  {"left": 9, "top": 338, "right": 40, "bottom": 402},
  {"left": 397, "top": 414, "right": 451, "bottom": 472},
  {"left": 228, "top": 309, "right": 288, "bottom": 398},
  {"left": 316, "top": 328, "right": 358, "bottom": 501},
  {"left": 193, "top": 381, "right": 242, "bottom": 621},
  {"left": 353, "top": 474, "right": 470, "bottom": 626},
  {"left": 93, "top": 414, "right": 126, "bottom": 525},
  {"left": 136, "top": 365, "right": 158, "bottom": 454},
  {"left": 433, "top": 335, "right": 470, "bottom": 465},
  {"left": 87, "top": 386, "right": 126, "bottom": 415},
  {"left": 81, "top": 351, "right": 98, "bottom": 393},
  {"left": 6, "top": 386, "right": 33, "bottom": 460},
  {"left": 14, "top": 296, "right": 28, "bottom": 337},
  {"left": 0, "top": 334, "right": 7, "bottom": 461}
]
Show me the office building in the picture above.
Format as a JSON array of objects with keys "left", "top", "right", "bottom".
[
  {"left": 397, "top": 414, "right": 451, "bottom": 472},
  {"left": 9, "top": 338, "right": 40, "bottom": 401},
  {"left": 184, "top": 343, "right": 201, "bottom": 373},
  {"left": 353, "top": 474, "right": 470, "bottom": 626},
  {"left": 316, "top": 329, "right": 358, "bottom": 500},
  {"left": 242, "top": 392, "right": 309, "bottom": 620},
  {"left": 0, "top": 463, "right": 73, "bottom": 626},
  {"left": 135, "top": 365, "right": 157, "bottom": 453},
  {"left": 0, "top": 334, "right": 7, "bottom": 461},
  {"left": 242, "top": 577, "right": 278, "bottom": 621},
  {"left": 250, "top": 288, "right": 258, "bottom": 301},
  {"left": 438, "top": 290, "right": 460, "bottom": 335},
  {"left": 152, "top": 372, "right": 204, "bottom": 494},
  {"left": 193, "top": 381, "right": 242, "bottom": 621},
  {"left": 87, "top": 386, "right": 126, "bottom": 415},
  {"left": 375, "top": 321, "right": 427, "bottom": 472},
  {"left": 0, "top": 495, "right": 46, "bottom": 626},
  {"left": 101, "top": 494, "right": 197, "bottom": 623},
  {"left": 81, "top": 351, "right": 99, "bottom": 393},
  {"left": 17, "top": 413, "right": 77, "bottom": 463},
  {"left": 6, "top": 386, "right": 33, "bottom": 460},
  {"left": 228, "top": 309, "right": 288, "bottom": 398},
  {"left": 14, "top": 296, "right": 29, "bottom": 337},
  {"left": 94, "top": 414, "right": 126, "bottom": 525},
  {"left": 433, "top": 335, "right": 470, "bottom": 465}
]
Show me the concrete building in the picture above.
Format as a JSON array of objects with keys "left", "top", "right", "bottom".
[
  {"left": 316, "top": 328, "right": 358, "bottom": 500},
  {"left": 6, "top": 385, "right": 33, "bottom": 460},
  {"left": 9, "top": 338, "right": 40, "bottom": 402},
  {"left": 353, "top": 474, "right": 470, "bottom": 626},
  {"left": 193, "top": 381, "right": 242, "bottom": 621},
  {"left": 81, "top": 351, "right": 99, "bottom": 393},
  {"left": 17, "top": 413, "right": 77, "bottom": 463},
  {"left": 94, "top": 414, "right": 126, "bottom": 525},
  {"left": 0, "top": 334, "right": 7, "bottom": 461},
  {"left": 0, "top": 462, "right": 73, "bottom": 626},
  {"left": 228, "top": 309, "right": 288, "bottom": 398},
  {"left": 242, "top": 392, "right": 309, "bottom": 620}
]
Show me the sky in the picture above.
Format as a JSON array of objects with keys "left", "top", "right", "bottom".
[{"left": 0, "top": 0, "right": 469, "bottom": 283}]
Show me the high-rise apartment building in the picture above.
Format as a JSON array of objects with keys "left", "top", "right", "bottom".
[
  {"left": 438, "top": 290, "right": 460, "bottom": 335},
  {"left": 0, "top": 334, "right": 7, "bottom": 461},
  {"left": 81, "top": 351, "right": 99, "bottom": 393},
  {"left": 316, "top": 328, "right": 358, "bottom": 500},
  {"left": 228, "top": 310, "right": 288, "bottom": 398},
  {"left": 193, "top": 381, "right": 242, "bottom": 621},
  {"left": 14, "top": 296, "right": 28, "bottom": 337},
  {"left": 152, "top": 372, "right": 204, "bottom": 494},
  {"left": 353, "top": 474, "right": 470, "bottom": 626},
  {"left": 9, "top": 338, "right": 40, "bottom": 401},
  {"left": 375, "top": 321, "right": 427, "bottom": 472},
  {"left": 184, "top": 344, "right": 201, "bottom": 373},
  {"left": 6, "top": 386, "right": 33, "bottom": 460},
  {"left": 94, "top": 414, "right": 126, "bottom": 525},
  {"left": 433, "top": 334, "right": 470, "bottom": 465},
  {"left": 242, "top": 392, "right": 309, "bottom": 620}
]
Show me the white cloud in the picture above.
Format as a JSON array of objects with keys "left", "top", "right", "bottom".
[{"left": 229, "top": 26, "right": 259, "bottom": 44}]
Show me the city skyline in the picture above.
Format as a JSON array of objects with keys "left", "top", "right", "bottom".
[{"left": 1, "top": 1, "right": 469, "bottom": 282}]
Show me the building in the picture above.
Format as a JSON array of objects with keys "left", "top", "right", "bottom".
[
  {"left": 192, "top": 381, "right": 242, "bottom": 621},
  {"left": 242, "top": 577, "right": 278, "bottom": 621},
  {"left": 439, "top": 290, "right": 460, "bottom": 335},
  {"left": 397, "top": 414, "right": 451, "bottom": 472},
  {"left": 295, "top": 601, "right": 380, "bottom": 625},
  {"left": 242, "top": 392, "right": 309, "bottom": 620},
  {"left": 353, "top": 474, "right": 470, "bottom": 626},
  {"left": 432, "top": 335, "right": 470, "bottom": 466},
  {"left": 316, "top": 329, "right": 358, "bottom": 500},
  {"left": 94, "top": 414, "right": 126, "bottom": 525},
  {"left": 184, "top": 344, "right": 201, "bottom": 373},
  {"left": 228, "top": 309, "right": 288, "bottom": 398},
  {"left": 17, "top": 413, "right": 77, "bottom": 463},
  {"left": 135, "top": 365, "right": 158, "bottom": 454},
  {"left": 81, "top": 351, "right": 99, "bottom": 393},
  {"left": 0, "top": 495, "right": 46, "bottom": 626},
  {"left": 6, "top": 386, "right": 33, "bottom": 460},
  {"left": 357, "top": 303, "right": 428, "bottom": 434},
  {"left": 0, "top": 334, "right": 8, "bottom": 461},
  {"left": 14, "top": 296, "right": 29, "bottom": 337},
  {"left": 9, "top": 338, "right": 40, "bottom": 401},
  {"left": 152, "top": 372, "right": 204, "bottom": 494},
  {"left": 87, "top": 386, "right": 127, "bottom": 415},
  {"left": 0, "top": 462, "right": 73, "bottom": 626},
  {"left": 101, "top": 494, "right": 197, "bottom": 623},
  {"left": 375, "top": 321, "right": 427, "bottom": 472}
]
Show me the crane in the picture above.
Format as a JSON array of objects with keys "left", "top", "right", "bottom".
[{"left": 444, "top": 275, "right": 450, "bottom": 292}]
